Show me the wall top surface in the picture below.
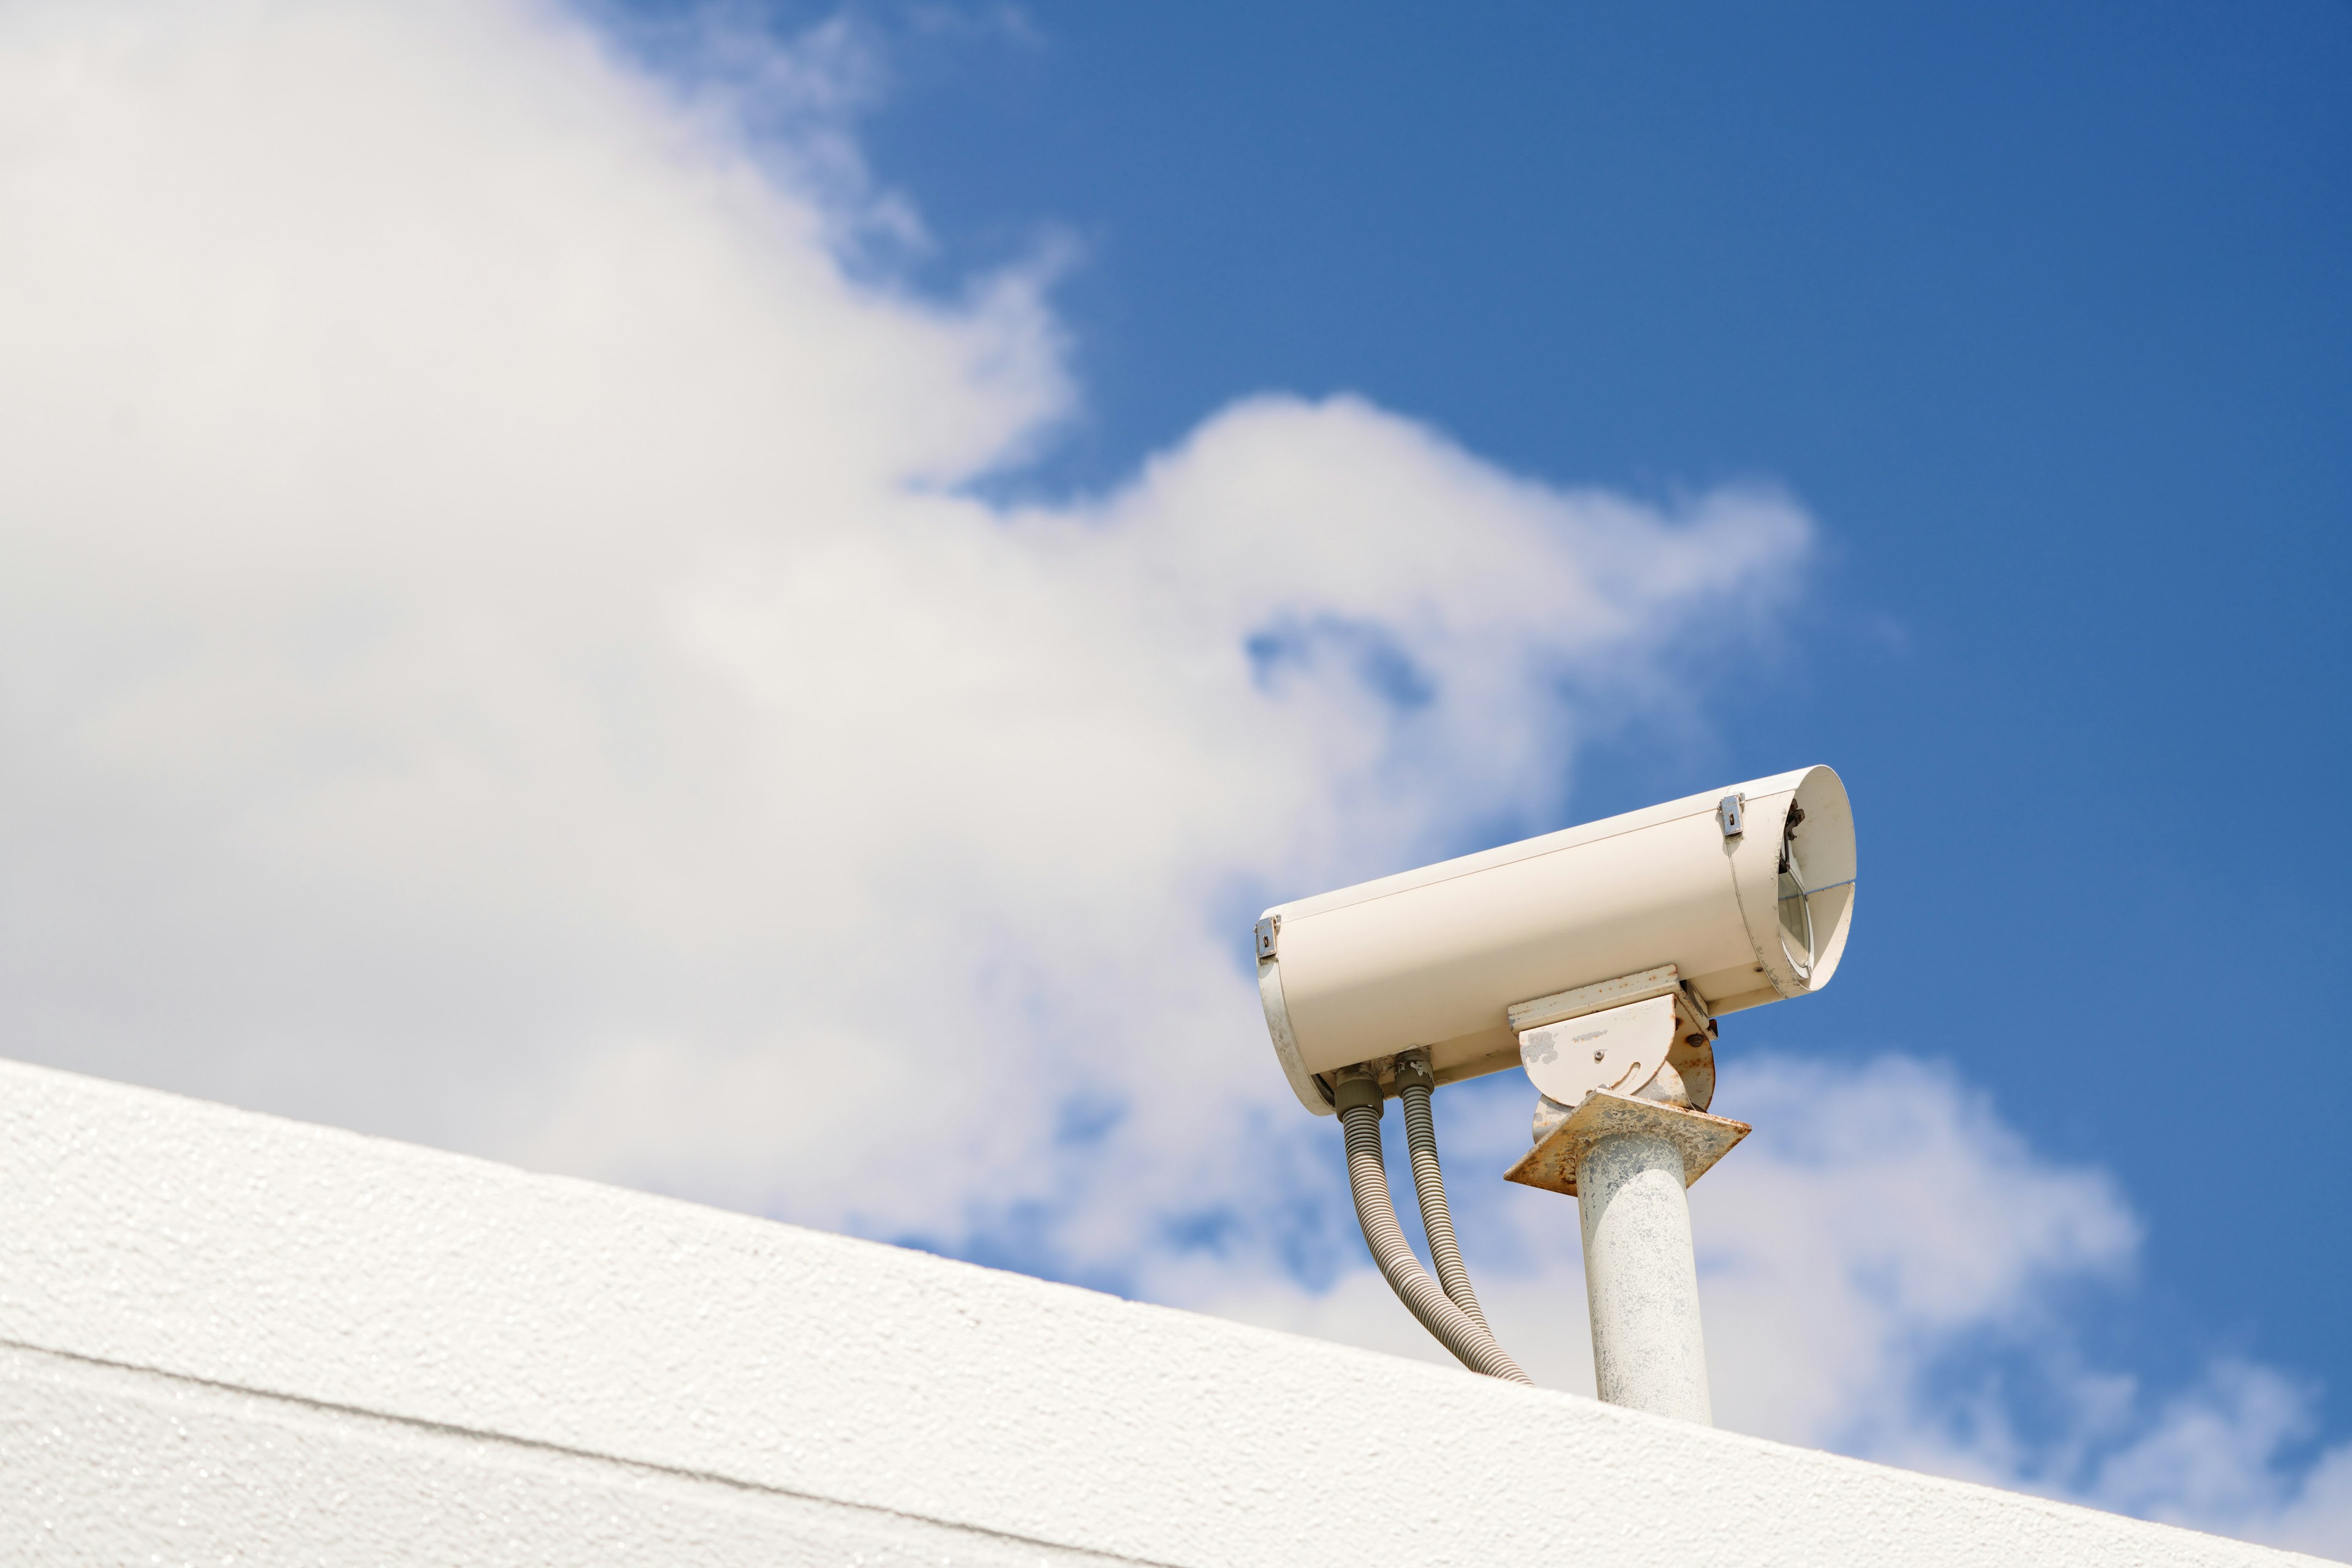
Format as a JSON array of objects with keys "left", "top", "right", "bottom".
[{"left": 0, "top": 1057, "right": 2320, "bottom": 1568}]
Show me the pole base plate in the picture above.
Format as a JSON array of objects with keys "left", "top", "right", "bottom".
[{"left": 1503, "top": 1090, "right": 1751, "bottom": 1197}]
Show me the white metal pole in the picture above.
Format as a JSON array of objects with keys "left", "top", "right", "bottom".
[{"left": 1577, "top": 1131, "right": 1713, "bottom": 1423}]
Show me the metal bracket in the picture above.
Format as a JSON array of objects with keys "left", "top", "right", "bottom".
[
  {"left": 1510, "top": 965, "right": 1719, "bottom": 1120},
  {"left": 1718, "top": 793, "right": 1745, "bottom": 837},
  {"left": 1253, "top": 915, "right": 1280, "bottom": 961},
  {"left": 1508, "top": 963, "right": 1684, "bottom": 1033},
  {"left": 1503, "top": 1090, "right": 1750, "bottom": 1197}
]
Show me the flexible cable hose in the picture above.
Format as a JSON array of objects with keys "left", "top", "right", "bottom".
[
  {"left": 1341, "top": 1102, "right": 1531, "bottom": 1383},
  {"left": 1399, "top": 1081, "right": 1494, "bottom": 1333}
]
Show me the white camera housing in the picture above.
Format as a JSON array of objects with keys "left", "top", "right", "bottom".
[{"left": 1256, "top": 765, "right": 1855, "bottom": 1114}]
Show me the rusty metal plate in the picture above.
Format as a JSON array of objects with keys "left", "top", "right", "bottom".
[{"left": 1502, "top": 1090, "right": 1752, "bottom": 1197}]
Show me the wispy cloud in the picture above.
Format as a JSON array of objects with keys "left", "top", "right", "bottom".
[{"left": 0, "top": 1, "right": 2339, "bottom": 1557}]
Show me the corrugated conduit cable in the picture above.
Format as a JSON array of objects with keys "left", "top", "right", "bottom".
[
  {"left": 1336, "top": 1064, "right": 1531, "bottom": 1384},
  {"left": 1395, "top": 1054, "right": 1495, "bottom": 1334}
]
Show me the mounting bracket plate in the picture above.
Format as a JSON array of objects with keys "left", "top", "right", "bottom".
[{"left": 1503, "top": 1089, "right": 1751, "bottom": 1198}]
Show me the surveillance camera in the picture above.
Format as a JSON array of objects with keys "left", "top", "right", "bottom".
[{"left": 1254, "top": 766, "right": 1854, "bottom": 1114}]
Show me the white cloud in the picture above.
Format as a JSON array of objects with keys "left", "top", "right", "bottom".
[
  {"left": 0, "top": 0, "right": 1804, "bottom": 1248},
  {"left": 0, "top": 1, "right": 2343, "bottom": 1558},
  {"left": 1695, "top": 1055, "right": 2140, "bottom": 1456},
  {"left": 2087, "top": 1365, "right": 2352, "bottom": 1558}
]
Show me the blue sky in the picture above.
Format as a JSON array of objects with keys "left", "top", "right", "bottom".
[
  {"left": 1, "top": 0, "right": 2346, "bottom": 1551},
  {"left": 792, "top": 0, "right": 2352, "bottom": 1414}
]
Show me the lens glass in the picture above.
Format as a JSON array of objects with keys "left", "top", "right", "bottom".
[{"left": 1777, "top": 834, "right": 1814, "bottom": 974}]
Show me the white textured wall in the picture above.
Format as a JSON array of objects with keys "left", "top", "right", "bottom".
[{"left": 0, "top": 1058, "right": 2320, "bottom": 1567}]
